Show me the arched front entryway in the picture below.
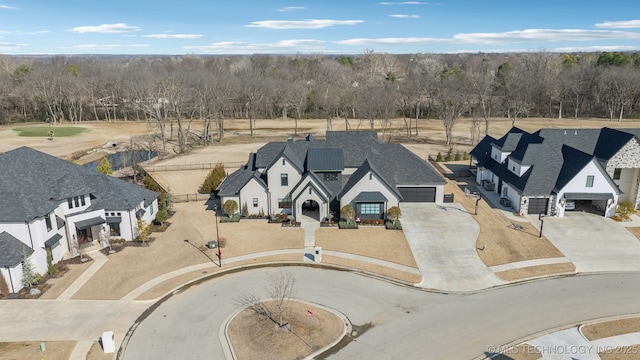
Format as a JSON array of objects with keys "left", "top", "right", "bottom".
[{"left": 301, "top": 199, "right": 320, "bottom": 220}]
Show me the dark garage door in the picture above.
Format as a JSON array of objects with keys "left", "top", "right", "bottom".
[
  {"left": 527, "top": 198, "right": 549, "bottom": 215},
  {"left": 399, "top": 187, "right": 436, "bottom": 202}
]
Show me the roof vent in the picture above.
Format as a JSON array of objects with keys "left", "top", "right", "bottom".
[
  {"left": 563, "top": 130, "right": 567, "bottom": 135},
  {"left": 287, "top": 136, "right": 293, "bottom": 142},
  {"left": 575, "top": 130, "right": 578, "bottom": 135}
]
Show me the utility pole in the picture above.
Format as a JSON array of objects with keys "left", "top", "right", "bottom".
[{"left": 214, "top": 203, "right": 221, "bottom": 267}]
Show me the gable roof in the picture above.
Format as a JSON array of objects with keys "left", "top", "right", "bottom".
[
  {"left": 246, "top": 131, "right": 445, "bottom": 198},
  {"left": 0, "top": 231, "right": 33, "bottom": 267},
  {"left": 472, "top": 127, "right": 633, "bottom": 197},
  {"left": 217, "top": 168, "right": 266, "bottom": 196},
  {"left": 339, "top": 159, "right": 402, "bottom": 200},
  {"left": 0, "top": 147, "right": 158, "bottom": 222}
]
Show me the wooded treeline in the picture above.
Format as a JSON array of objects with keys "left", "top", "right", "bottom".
[{"left": 1, "top": 51, "right": 640, "bottom": 151}]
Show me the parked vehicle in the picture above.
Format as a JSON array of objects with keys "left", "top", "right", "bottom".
[{"left": 565, "top": 200, "right": 576, "bottom": 211}]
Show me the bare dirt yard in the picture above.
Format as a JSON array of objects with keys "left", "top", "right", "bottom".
[
  {"left": 228, "top": 300, "right": 344, "bottom": 360},
  {"left": 0, "top": 341, "right": 76, "bottom": 360}
]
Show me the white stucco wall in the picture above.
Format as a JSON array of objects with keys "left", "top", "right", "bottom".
[
  {"left": 506, "top": 158, "right": 530, "bottom": 177},
  {"left": 239, "top": 178, "right": 268, "bottom": 216},
  {"left": 500, "top": 183, "right": 521, "bottom": 211},
  {"left": 491, "top": 145, "right": 510, "bottom": 163},
  {"left": 62, "top": 194, "right": 91, "bottom": 215},
  {"left": 555, "top": 160, "right": 618, "bottom": 217},
  {"left": 266, "top": 157, "right": 302, "bottom": 213},
  {"left": 1, "top": 263, "right": 23, "bottom": 294},
  {"left": 614, "top": 168, "right": 638, "bottom": 203},
  {"left": 341, "top": 172, "right": 400, "bottom": 212},
  {"left": 293, "top": 186, "right": 329, "bottom": 221}
]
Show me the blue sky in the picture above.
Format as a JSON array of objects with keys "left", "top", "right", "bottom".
[{"left": 1, "top": 1, "right": 640, "bottom": 55}]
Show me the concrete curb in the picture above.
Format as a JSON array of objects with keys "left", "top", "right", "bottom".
[
  {"left": 218, "top": 298, "right": 352, "bottom": 360},
  {"left": 471, "top": 313, "right": 640, "bottom": 360}
]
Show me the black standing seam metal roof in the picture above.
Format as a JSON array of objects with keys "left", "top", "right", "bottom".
[
  {"left": 0, "top": 231, "right": 33, "bottom": 267},
  {"left": 306, "top": 148, "right": 344, "bottom": 171}
]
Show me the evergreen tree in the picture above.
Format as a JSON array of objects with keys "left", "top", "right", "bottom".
[
  {"left": 97, "top": 157, "right": 114, "bottom": 175},
  {"left": 21, "top": 251, "right": 39, "bottom": 288}
]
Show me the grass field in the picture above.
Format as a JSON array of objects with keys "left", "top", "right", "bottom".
[{"left": 13, "top": 126, "right": 88, "bottom": 137}]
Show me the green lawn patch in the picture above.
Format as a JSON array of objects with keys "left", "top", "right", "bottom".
[{"left": 13, "top": 126, "right": 88, "bottom": 137}]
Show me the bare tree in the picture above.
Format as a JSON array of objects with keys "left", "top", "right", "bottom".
[
  {"left": 433, "top": 66, "right": 470, "bottom": 146},
  {"left": 234, "top": 270, "right": 296, "bottom": 327}
]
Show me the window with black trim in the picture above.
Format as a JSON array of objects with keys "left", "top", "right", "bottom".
[
  {"left": 253, "top": 198, "right": 258, "bottom": 207},
  {"left": 278, "top": 197, "right": 292, "bottom": 208},
  {"left": 586, "top": 175, "right": 594, "bottom": 187},
  {"left": 323, "top": 173, "right": 338, "bottom": 181},
  {"left": 360, "top": 203, "right": 381, "bottom": 215},
  {"left": 281, "top": 173, "right": 288, "bottom": 186},
  {"left": 45, "top": 213, "right": 52, "bottom": 232},
  {"left": 613, "top": 168, "right": 621, "bottom": 180},
  {"left": 80, "top": 195, "right": 86, "bottom": 206}
]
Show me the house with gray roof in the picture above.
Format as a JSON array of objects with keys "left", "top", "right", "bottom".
[
  {"left": 469, "top": 127, "right": 640, "bottom": 218},
  {"left": 217, "top": 131, "right": 446, "bottom": 222},
  {"left": 0, "top": 147, "right": 158, "bottom": 294}
]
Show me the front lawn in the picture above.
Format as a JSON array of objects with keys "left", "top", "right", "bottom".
[{"left": 14, "top": 126, "right": 88, "bottom": 137}]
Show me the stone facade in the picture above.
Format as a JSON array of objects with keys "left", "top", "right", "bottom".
[
  {"left": 605, "top": 138, "right": 640, "bottom": 208},
  {"left": 518, "top": 195, "right": 555, "bottom": 216}
]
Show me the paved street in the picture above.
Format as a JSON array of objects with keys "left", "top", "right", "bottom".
[{"left": 121, "top": 268, "right": 640, "bottom": 360}]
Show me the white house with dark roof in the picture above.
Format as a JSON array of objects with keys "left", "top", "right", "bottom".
[
  {"left": 0, "top": 146, "right": 158, "bottom": 294},
  {"left": 217, "top": 131, "right": 446, "bottom": 222},
  {"left": 469, "top": 127, "right": 640, "bottom": 218}
]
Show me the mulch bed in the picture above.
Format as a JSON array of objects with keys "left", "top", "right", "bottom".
[{"left": 0, "top": 256, "right": 93, "bottom": 300}]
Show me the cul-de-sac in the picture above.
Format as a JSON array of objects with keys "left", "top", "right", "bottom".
[{"left": 3, "top": 49, "right": 640, "bottom": 360}]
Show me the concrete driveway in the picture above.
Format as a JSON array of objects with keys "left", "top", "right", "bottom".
[
  {"left": 400, "top": 203, "right": 504, "bottom": 292},
  {"left": 541, "top": 211, "right": 640, "bottom": 272}
]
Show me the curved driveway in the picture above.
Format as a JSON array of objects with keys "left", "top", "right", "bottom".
[{"left": 123, "top": 267, "right": 640, "bottom": 359}]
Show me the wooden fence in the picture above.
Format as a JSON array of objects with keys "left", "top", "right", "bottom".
[
  {"left": 172, "top": 193, "right": 213, "bottom": 203},
  {"left": 142, "top": 161, "right": 245, "bottom": 172}
]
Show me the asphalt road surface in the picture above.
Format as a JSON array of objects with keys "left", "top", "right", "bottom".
[{"left": 123, "top": 267, "right": 640, "bottom": 359}]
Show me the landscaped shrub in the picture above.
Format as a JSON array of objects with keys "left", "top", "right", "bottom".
[
  {"left": 46, "top": 248, "right": 57, "bottom": 277},
  {"left": 21, "top": 252, "right": 40, "bottom": 288},
  {"left": 385, "top": 220, "right": 403, "bottom": 230},
  {"left": 223, "top": 199, "right": 239, "bottom": 217},
  {"left": 436, "top": 152, "right": 443, "bottom": 162},
  {"left": 338, "top": 219, "right": 358, "bottom": 229},
  {"left": 154, "top": 209, "right": 169, "bottom": 225},
  {"left": 616, "top": 201, "right": 637, "bottom": 220},
  {"left": 454, "top": 150, "right": 461, "bottom": 161},
  {"left": 387, "top": 206, "right": 402, "bottom": 225},
  {"left": 463, "top": 151, "right": 470, "bottom": 160},
  {"left": 444, "top": 149, "right": 452, "bottom": 162},
  {"left": 340, "top": 204, "right": 355, "bottom": 222},
  {"left": 219, "top": 213, "right": 242, "bottom": 223}
]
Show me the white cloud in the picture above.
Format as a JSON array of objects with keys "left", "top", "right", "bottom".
[
  {"left": 595, "top": 20, "right": 640, "bottom": 29},
  {"left": 337, "top": 37, "right": 447, "bottom": 45},
  {"left": 277, "top": 6, "right": 305, "bottom": 12},
  {"left": 336, "top": 28, "right": 640, "bottom": 47},
  {"left": 15, "top": 30, "right": 50, "bottom": 35},
  {"left": 69, "top": 23, "right": 140, "bottom": 34},
  {"left": 69, "top": 43, "right": 150, "bottom": 49},
  {"left": 0, "top": 42, "right": 27, "bottom": 51},
  {"left": 247, "top": 19, "right": 362, "bottom": 29},
  {"left": 453, "top": 29, "right": 640, "bottom": 44},
  {"left": 184, "top": 39, "right": 325, "bottom": 54},
  {"left": 555, "top": 45, "right": 640, "bottom": 52},
  {"left": 379, "top": 2, "right": 425, "bottom": 5},
  {"left": 143, "top": 34, "right": 204, "bottom": 39},
  {"left": 389, "top": 14, "right": 420, "bottom": 18},
  {"left": 0, "top": 4, "right": 17, "bottom": 9}
]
